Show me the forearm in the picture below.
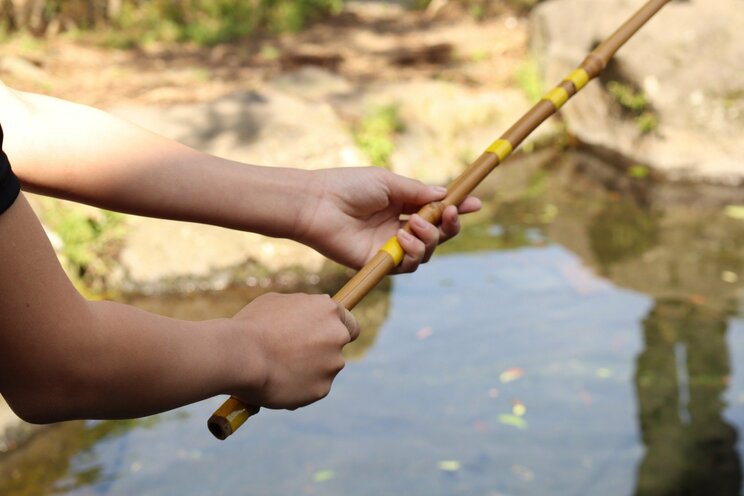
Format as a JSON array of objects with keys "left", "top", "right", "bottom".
[
  {"left": 0, "top": 83, "right": 314, "bottom": 239},
  {"left": 0, "top": 196, "right": 261, "bottom": 422},
  {"left": 67, "top": 300, "right": 256, "bottom": 420},
  {"left": 4, "top": 299, "right": 258, "bottom": 424}
]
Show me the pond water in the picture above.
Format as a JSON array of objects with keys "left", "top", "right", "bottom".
[{"left": 3, "top": 150, "right": 744, "bottom": 495}]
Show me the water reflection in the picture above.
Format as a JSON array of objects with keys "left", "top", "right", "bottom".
[
  {"left": 3, "top": 150, "right": 744, "bottom": 495},
  {"left": 633, "top": 300, "right": 741, "bottom": 495},
  {"left": 0, "top": 417, "right": 161, "bottom": 496}
]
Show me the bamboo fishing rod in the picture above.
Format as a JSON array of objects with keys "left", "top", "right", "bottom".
[{"left": 208, "top": 0, "right": 672, "bottom": 440}]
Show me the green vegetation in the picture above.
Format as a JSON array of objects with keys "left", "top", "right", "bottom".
[
  {"left": 1, "top": 0, "right": 344, "bottom": 47},
  {"left": 353, "top": 105, "right": 404, "bottom": 168},
  {"left": 36, "top": 198, "right": 127, "bottom": 294},
  {"left": 606, "top": 80, "right": 658, "bottom": 134},
  {"left": 506, "top": 0, "right": 547, "bottom": 10},
  {"left": 412, "top": 0, "right": 546, "bottom": 15},
  {"left": 628, "top": 164, "right": 650, "bottom": 179},
  {"left": 108, "top": 0, "right": 343, "bottom": 47},
  {"left": 515, "top": 58, "right": 543, "bottom": 104}
]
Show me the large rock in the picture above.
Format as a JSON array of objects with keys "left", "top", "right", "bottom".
[
  {"left": 333, "top": 79, "right": 550, "bottom": 185},
  {"left": 531, "top": 0, "right": 744, "bottom": 185},
  {"left": 108, "top": 88, "right": 366, "bottom": 292}
]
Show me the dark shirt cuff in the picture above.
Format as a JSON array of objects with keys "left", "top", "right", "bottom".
[{"left": 0, "top": 151, "right": 21, "bottom": 215}]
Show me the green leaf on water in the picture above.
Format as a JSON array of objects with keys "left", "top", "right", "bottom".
[
  {"left": 725, "top": 205, "right": 744, "bottom": 220},
  {"left": 313, "top": 469, "right": 336, "bottom": 483},
  {"left": 596, "top": 368, "right": 613, "bottom": 379},
  {"left": 438, "top": 460, "right": 461, "bottom": 472},
  {"left": 499, "top": 414, "right": 528, "bottom": 429}
]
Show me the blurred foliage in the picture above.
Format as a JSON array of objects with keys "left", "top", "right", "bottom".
[
  {"left": 34, "top": 198, "right": 126, "bottom": 295},
  {"left": 606, "top": 80, "right": 658, "bottom": 134},
  {"left": 413, "top": 0, "right": 547, "bottom": 15},
  {"left": 353, "top": 104, "right": 404, "bottom": 169},
  {"left": 514, "top": 58, "right": 543, "bottom": 103},
  {"left": 0, "top": 0, "right": 344, "bottom": 46}
]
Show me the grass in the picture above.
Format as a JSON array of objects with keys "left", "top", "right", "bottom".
[{"left": 353, "top": 105, "right": 405, "bottom": 168}]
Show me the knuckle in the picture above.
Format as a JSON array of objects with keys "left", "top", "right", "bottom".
[{"left": 315, "top": 384, "right": 331, "bottom": 400}]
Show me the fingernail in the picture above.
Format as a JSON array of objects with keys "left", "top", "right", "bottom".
[
  {"left": 398, "top": 229, "right": 414, "bottom": 243},
  {"left": 411, "top": 214, "right": 427, "bottom": 229},
  {"left": 429, "top": 186, "right": 447, "bottom": 196}
]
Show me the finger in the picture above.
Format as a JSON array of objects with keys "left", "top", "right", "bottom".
[
  {"left": 408, "top": 214, "right": 439, "bottom": 263},
  {"left": 383, "top": 171, "right": 448, "bottom": 207},
  {"left": 458, "top": 196, "right": 482, "bottom": 214},
  {"left": 395, "top": 228, "right": 425, "bottom": 273},
  {"left": 439, "top": 205, "right": 461, "bottom": 243},
  {"left": 336, "top": 303, "right": 360, "bottom": 342}
]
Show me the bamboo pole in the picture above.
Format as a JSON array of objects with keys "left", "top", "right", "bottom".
[{"left": 208, "top": 0, "right": 672, "bottom": 440}]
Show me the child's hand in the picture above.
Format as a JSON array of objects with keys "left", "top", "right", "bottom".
[
  {"left": 229, "top": 292, "right": 359, "bottom": 410},
  {"left": 294, "top": 167, "right": 481, "bottom": 273}
]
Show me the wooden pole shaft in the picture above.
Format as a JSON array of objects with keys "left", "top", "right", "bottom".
[{"left": 207, "top": 0, "right": 672, "bottom": 440}]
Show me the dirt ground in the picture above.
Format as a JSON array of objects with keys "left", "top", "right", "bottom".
[{"left": 0, "top": 1, "right": 529, "bottom": 108}]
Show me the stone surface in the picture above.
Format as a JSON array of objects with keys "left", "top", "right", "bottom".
[
  {"left": 109, "top": 87, "right": 366, "bottom": 291},
  {"left": 530, "top": 0, "right": 744, "bottom": 184},
  {"left": 334, "top": 79, "right": 551, "bottom": 185}
]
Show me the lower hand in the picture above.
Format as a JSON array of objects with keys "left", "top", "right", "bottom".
[{"left": 229, "top": 292, "right": 359, "bottom": 410}]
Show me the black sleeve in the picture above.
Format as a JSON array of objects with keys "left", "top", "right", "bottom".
[{"left": 0, "top": 123, "right": 21, "bottom": 215}]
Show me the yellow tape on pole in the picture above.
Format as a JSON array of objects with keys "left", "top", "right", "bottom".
[
  {"left": 543, "top": 87, "right": 569, "bottom": 109},
  {"left": 564, "top": 68, "right": 590, "bottom": 91},
  {"left": 380, "top": 236, "right": 405, "bottom": 265},
  {"left": 485, "top": 139, "right": 513, "bottom": 162}
]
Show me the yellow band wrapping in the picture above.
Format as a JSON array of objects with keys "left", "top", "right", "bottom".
[
  {"left": 381, "top": 236, "right": 405, "bottom": 265},
  {"left": 543, "top": 87, "right": 569, "bottom": 109},
  {"left": 227, "top": 408, "right": 251, "bottom": 431},
  {"left": 485, "top": 139, "right": 513, "bottom": 162},
  {"left": 564, "top": 68, "right": 590, "bottom": 91}
]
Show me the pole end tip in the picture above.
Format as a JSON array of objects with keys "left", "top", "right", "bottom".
[{"left": 207, "top": 414, "right": 233, "bottom": 440}]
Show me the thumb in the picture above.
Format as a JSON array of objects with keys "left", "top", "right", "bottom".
[
  {"left": 336, "top": 303, "right": 360, "bottom": 342},
  {"left": 384, "top": 172, "right": 447, "bottom": 207}
]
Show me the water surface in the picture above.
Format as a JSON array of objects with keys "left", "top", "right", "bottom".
[{"left": 3, "top": 151, "right": 744, "bottom": 495}]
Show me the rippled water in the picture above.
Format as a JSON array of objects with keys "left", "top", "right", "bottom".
[{"left": 3, "top": 151, "right": 744, "bottom": 495}]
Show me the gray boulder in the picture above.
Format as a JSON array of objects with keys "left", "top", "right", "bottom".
[
  {"left": 531, "top": 0, "right": 744, "bottom": 185},
  {"left": 108, "top": 88, "right": 366, "bottom": 292}
]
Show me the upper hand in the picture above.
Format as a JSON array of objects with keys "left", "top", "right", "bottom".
[{"left": 294, "top": 167, "right": 481, "bottom": 273}]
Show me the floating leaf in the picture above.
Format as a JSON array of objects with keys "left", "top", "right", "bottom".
[
  {"left": 313, "top": 469, "right": 336, "bottom": 483},
  {"left": 438, "top": 460, "right": 461, "bottom": 472},
  {"left": 687, "top": 293, "right": 708, "bottom": 305},
  {"left": 725, "top": 205, "right": 744, "bottom": 220},
  {"left": 416, "top": 327, "right": 433, "bottom": 340},
  {"left": 722, "top": 271, "right": 739, "bottom": 283},
  {"left": 596, "top": 368, "right": 612, "bottom": 379},
  {"left": 499, "top": 414, "right": 528, "bottom": 429},
  {"left": 512, "top": 402, "right": 526, "bottom": 417},
  {"left": 500, "top": 368, "right": 524, "bottom": 383},
  {"left": 511, "top": 464, "right": 535, "bottom": 482}
]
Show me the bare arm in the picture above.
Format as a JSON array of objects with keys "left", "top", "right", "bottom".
[
  {"left": 0, "top": 82, "right": 480, "bottom": 272},
  {"left": 0, "top": 195, "right": 357, "bottom": 423},
  {"left": 0, "top": 82, "right": 311, "bottom": 240}
]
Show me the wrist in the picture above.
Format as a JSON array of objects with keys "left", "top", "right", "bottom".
[
  {"left": 218, "top": 316, "right": 268, "bottom": 398},
  {"left": 287, "top": 168, "right": 327, "bottom": 245}
]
